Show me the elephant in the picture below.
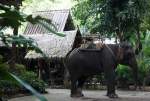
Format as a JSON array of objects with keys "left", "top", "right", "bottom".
[{"left": 64, "top": 42, "right": 138, "bottom": 98}]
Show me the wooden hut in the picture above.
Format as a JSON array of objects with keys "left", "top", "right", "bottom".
[{"left": 23, "top": 9, "right": 82, "bottom": 87}]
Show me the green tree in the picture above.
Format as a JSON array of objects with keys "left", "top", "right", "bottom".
[
  {"left": 0, "top": 1, "right": 64, "bottom": 100},
  {"left": 0, "top": 1, "right": 64, "bottom": 66},
  {"left": 137, "top": 31, "right": 150, "bottom": 87},
  {"left": 73, "top": 0, "right": 150, "bottom": 52}
]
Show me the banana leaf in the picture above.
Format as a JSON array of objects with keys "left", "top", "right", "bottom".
[{"left": 0, "top": 4, "right": 65, "bottom": 37}]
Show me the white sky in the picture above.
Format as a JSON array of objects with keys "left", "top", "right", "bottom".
[
  {"left": 14, "top": 0, "right": 75, "bottom": 34},
  {"left": 23, "top": 0, "right": 74, "bottom": 14},
  {"left": 50, "top": 0, "right": 74, "bottom": 10}
]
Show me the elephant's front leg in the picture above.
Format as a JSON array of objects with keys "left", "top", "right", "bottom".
[{"left": 104, "top": 68, "right": 118, "bottom": 98}]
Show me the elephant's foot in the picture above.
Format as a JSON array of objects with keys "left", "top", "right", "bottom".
[
  {"left": 77, "top": 88, "right": 84, "bottom": 96},
  {"left": 106, "top": 93, "right": 118, "bottom": 98},
  {"left": 70, "top": 93, "right": 84, "bottom": 97},
  {"left": 71, "top": 88, "right": 84, "bottom": 98}
]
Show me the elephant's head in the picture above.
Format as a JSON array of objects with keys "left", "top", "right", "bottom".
[{"left": 117, "top": 42, "right": 138, "bottom": 89}]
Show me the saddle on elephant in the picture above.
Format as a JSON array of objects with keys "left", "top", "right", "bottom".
[{"left": 79, "top": 41, "right": 104, "bottom": 51}]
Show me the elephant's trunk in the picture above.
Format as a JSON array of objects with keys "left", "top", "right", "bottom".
[{"left": 129, "top": 56, "right": 138, "bottom": 89}]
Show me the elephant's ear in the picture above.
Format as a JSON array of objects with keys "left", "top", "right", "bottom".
[{"left": 117, "top": 47, "right": 124, "bottom": 61}]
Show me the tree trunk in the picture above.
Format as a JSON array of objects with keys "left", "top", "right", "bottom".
[
  {"left": 9, "top": 27, "right": 18, "bottom": 70},
  {"left": 116, "top": 31, "right": 124, "bottom": 42},
  {"left": 135, "top": 23, "right": 142, "bottom": 54},
  {"left": 9, "top": 4, "right": 19, "bottom": 70}
]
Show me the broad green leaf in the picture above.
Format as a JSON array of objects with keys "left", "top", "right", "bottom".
[
  {"left": 0, "top": 4, "right": 65, "bottom": 37},
  {"left": 38, "top": 20, "right": 66, "bottom": 37}
]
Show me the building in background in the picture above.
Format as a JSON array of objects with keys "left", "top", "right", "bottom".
[{"left": 23, "top": 9, "right": 82, "bottom": 87}]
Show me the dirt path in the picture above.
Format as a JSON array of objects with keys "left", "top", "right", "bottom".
[{"left": 9, "top": 89, "right": 150, "bottom": 101}]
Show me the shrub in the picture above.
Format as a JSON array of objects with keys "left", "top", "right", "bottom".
[
  {"left": 20, "top": 71, "right": 47, "bottom": 93},
  {"left": 116, "top": 65, "right": 133, "bottom": 89},
  {"left": 13, "top": 64, "right": 47, "bottom": 93},
  {"left": 0, "top": 80, "right": 21, "bottom": 95},
  {"left": 137, "top": 31, "right": 150, "bottom": 86},
  {"left": 0, "top": 55, "right": 47, "bottom": 95},
  {"left": 0, "top": 55, "right": 21, "bottom": 96}
]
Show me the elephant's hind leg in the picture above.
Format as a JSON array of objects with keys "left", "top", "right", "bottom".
[
  {"left": 70, "top": 78, "right": 78, "bottom": 97},
  {"left": 76, "top": 76, "right": 87, "bottom": 97},
  {"left": 70, "top": 77, "right": 84, "bottom": 97},
  {"left": 70, "top": 76, "right": 86, "bottom": 97}
]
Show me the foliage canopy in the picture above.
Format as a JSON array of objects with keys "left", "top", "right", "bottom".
[{"left": 73, "top": 0, "right": 150, "bottom": 43}]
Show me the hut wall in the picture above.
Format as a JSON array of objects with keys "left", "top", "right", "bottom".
[
  {"left": 0, "top": 46, "right": 26, "bottom": 64},
  {"left": 25, "top": 57, "right": 65, "bottom": 87},
  {"left": 48, "top": 57, "right": 65, "bottom": 87}
]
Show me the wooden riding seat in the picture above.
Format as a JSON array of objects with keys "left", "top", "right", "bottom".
[{"left": 79, "top": 42, "right": 104, "bottom": 51}]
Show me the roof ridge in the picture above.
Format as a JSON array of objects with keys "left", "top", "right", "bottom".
[{"left": 33, "top": 9, "right": 70, "bottom": 13}]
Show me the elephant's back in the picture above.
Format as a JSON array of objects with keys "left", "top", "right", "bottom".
[
  {"left": 66, "top": 48, "right": 103, "bottom": 72},
  {"left": 67, "top": 48, "right": 102, "bottom": 60}
]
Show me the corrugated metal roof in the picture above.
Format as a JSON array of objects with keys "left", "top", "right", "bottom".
[
  {"left": 24, "top": 30, "right": 78, "bottom": 58},
  {"left": 24, "top": 9, "right": 70, "bottom": 34}
]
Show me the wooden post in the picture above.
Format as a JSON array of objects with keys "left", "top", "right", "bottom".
[{"left": 38, "top": 59, "right": 42, "bottom": 79}]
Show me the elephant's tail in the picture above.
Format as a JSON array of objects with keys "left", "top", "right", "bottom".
[{"left": 63, "top": 66, "right": 70, "bottom": 88}]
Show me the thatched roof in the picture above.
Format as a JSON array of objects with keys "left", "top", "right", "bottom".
[
  {"left": 25, "top": 30, "right": 78, "bottom": 59},
  {"left": 24, "top": 9, "right": 75, "bottom": 35},
  {"left": 24, "top": 9, "right": 80, "bottom": 59}
]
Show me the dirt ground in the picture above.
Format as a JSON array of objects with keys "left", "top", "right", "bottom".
[{"left": 9, "top": 89, "right": 150, "bottom": 101}]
